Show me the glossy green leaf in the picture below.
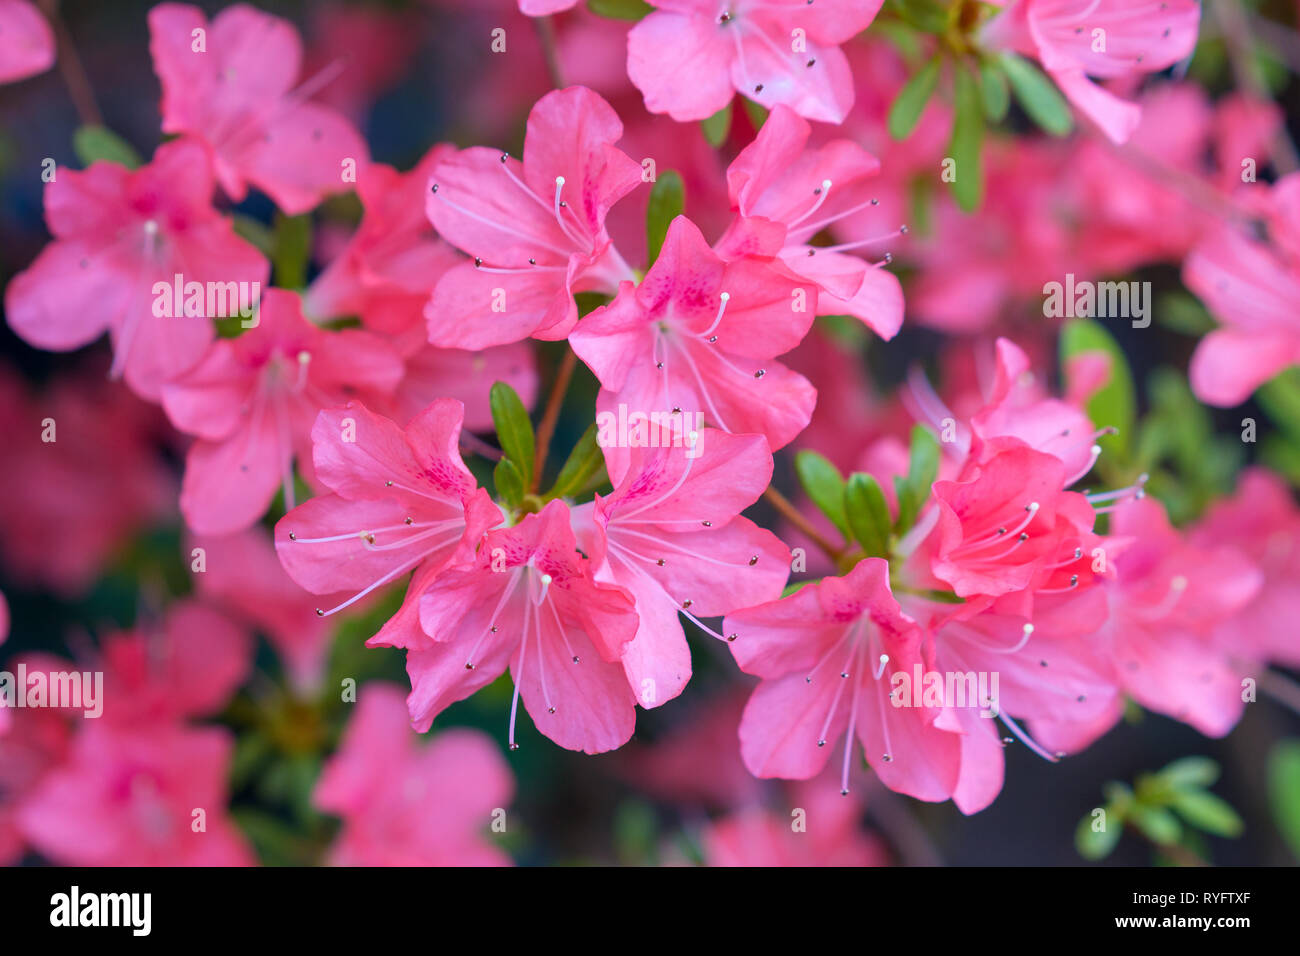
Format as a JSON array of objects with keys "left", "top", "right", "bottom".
[
  {"left": 947, "top": 65, "right": 985, "bottom": 212},
  {"left": 73, "top": 125, "right": 142, "bottom": 169},
  {"left": 1061, "top": 318, "right": 1136, "bottom": 461},
  {"left": 845, "top": 473, "right": 891, "bottom": 558},
  {"left": 547, "top": 422, "right": 606, "bottom": 500},
  {"left": 888, "top": 55, "right": 941, "bottom": 140},
  {"left": 489, "top": 381, "right": 535, "bottom": 491},
  {"left": 701, "top": 101, "right": 733, "bottom": 147},
  {"left": 1000, "top": 52, "right": 1073, "bottom": 136},
  {"left": 794, "top": 450, "right": 849, "bottom": 542},
  {"left": 646, "top": 171, "right": 684, "bottom": 267}
]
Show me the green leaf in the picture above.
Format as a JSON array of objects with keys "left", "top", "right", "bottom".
[
  {"left": 271, "top": 213, "right": 312, "bottom": 290},
  {"left": 977, "top": 58, "right": 1010, "bottom": 123},
  {"left": 586, "top": 0, "right": 653, "bottom": 20},
  {"left": 489, "top": 381, "right": 535, "bottom": 491},
  {"left": 888, "top": 55, "right": 942, "bottom": 140},
  {"left": 887, "top": 0, "right": 951, "bottom": 34},
  {"left": 947, "top": 65, "right": 985, "bottom": 212},
  {"left": 1076, "top": 807, "right": 1122, "bottom": 860},
  {"left": 646, "top": 171, "right": 684, "bottom": 267},
  {"left": 547, "top": 423, "right": 606, "bottom": 500},
  {"left": 1131, "top": 805, "right": 1183, "bottom": 846},
  {"left": 1258, "top": 368, "right": 1300, "bottom": 442},
  {"left": 1157, "top": 290, "right": 1216, "bottom": 336},
  {"left": 1159, "top": 756, "right": 1220, "bottom": 791},
  {"left": 1169, "top": 790, "right": 1243, "bottom": 838},
  {"left": 1268, "top": 740, "right": 1300, "bottom": 862},
  {"left": 845, "top": 473, "right": 891, "bottom": 558},
  {"left": 1060, "top": 318, "right": 1136, "bottom": 462},
  {"left": 893, "top": 425, "right": 940, "bottom": 534},
  {"left": 1000, "top": 52, "right": 1073, "bottom": 136},
  {"left": 232, "top": 215, "right": 275, "bottom": 257},
  {"left": 72, "top": 125, "right": 142, "bottom": 169},
  {"left": 494, "top": 457, "right": 526, "bottom": 510},
  {"left": 794, "top": 450, "right": 850, "bottom": 542},
  {"left": 700, "top": 101, "right": 733, "bottom": 148}
]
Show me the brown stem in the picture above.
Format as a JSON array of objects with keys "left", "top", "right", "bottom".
[
  {"left": 39, "top": 0, "right": 102, "bottom": 128},
  {"left": 531, "top": 347, "right": 578, "bottom": 493},
  {"left": 1124, "top": 822, "right": 1209, "bottom": 867},
  {"left": 533, "top": 15, "right": 566, "bottom": 90},
  {"left": 762, "top": 485, "right": 843, "bottom": 563}
]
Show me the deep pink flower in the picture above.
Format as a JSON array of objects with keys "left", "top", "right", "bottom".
[
  {"left": 1094, "top": 497, "right": 1261, "bottom": 739},
  {"left": 518, "top": 0, "right": 578, "bottom": 13},
  {"left": 1183, "top": 173, "right": 1300, "bottom": 406},
  {"left": 148, "top": 2, "right": 369, "bottom": 214},
  {"left": 1192, "top": 468, "right": 1300, "bottom": 671},
  {"left": 726, "top": 559, "right": 971, "bottom": 804},
  {"left": 425, "top": 86, "right": 642, "bottom": 349},
  {"left": 275, "top": 399, "right": 501, "bottom": 658},
  {"left": 703, "top": 798, "right": 886, "bottom": 867},
  {"left": 571, "top": 428, "right": 789, "bottom": 708},
  {"left": 4, "top": 138, "right": 268, "bottom": 399},
  {"left": 0, "top": 0, "right": 53, "bottom": 83},
  {"left": 627, "top": 0, "right": 883, "bottom": 124},
  {"left": 18, "top": 722, "right": 253, "bottom": 866},
  {"left": 714, "top": 105, "right": 904, "bottom": 339},
  {"left": 315, "top": 682, "right": 514, "bottom": 866},
  {"left": 161, "top": 288, "right": 404, "bottom": 534},
  {"left": 403, "top": 500, "right": 640, "bottom": 754},
  {"left": 305, "top": 146, "right": 462, "bottom": 335},
  {"left": 929, "top": 442, "right": 1098, "bottom": 602},
  {"left": 981, "top": 0, "right": 1200, "bottom": 143},
  {"left": 570, "top": 215, "right": 817, "bottom": 455}
]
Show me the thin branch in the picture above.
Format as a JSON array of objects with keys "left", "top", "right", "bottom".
[
  {"left": 38, "top": 0, "right": 102, "bottom": 127},
  {"left": 531, "top": 347, "right": 578, "bottom": 493},
  {"left": 763, "top": 484, "right": 843, "bottom": 563},
  {"left": 532, "top": 15, "right": 566, "bottom": 90}
]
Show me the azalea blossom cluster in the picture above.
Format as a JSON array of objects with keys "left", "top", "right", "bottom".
[{"left": 1, "top": 0, "right": 1299, "bottom": 867}]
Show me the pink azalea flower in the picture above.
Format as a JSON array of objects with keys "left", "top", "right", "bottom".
[
  {"left": 0, "top": 0, "right": 54, "bottom": 84},
  {"left": 726, "top": 559, "right": 971, "bottom": 805},
  {"left": 425, "top": 86, "right": 642, "bottom": 349},
  {"left": 570, "top": 215, "right": 817, "bottom": 455},
  {"left": 4, "top": 138, "right": 268, "bottom": 400},
  {"left": 18, "top": 722, "right": 254, "bottom": 866},
  {"left": 303, "top": 3, "right": 423, "bottom": 125},
  {"left": 93, "top": 601, "right": 252, "bottom": 727},
  {"left": 518, "top": 0, "right": 579, "bottom": 14},
  {"left": 161, "top": 288, "right": 405, "bottom": 534},
  {"left": 714, "top": 105, "right": 904, "bottom": 339},
  {"left": 148, "top": 2, "right": 369, "bottom": 214},
  {"left": 403, "top": 500, "right": 640, "bottom": 754},
  {"left": 1183, "top": 173, "right": 1300, "bottom": 406},
  {"left": 0, "top": 363, "right": 175, "bottom": 596},
  {"left": 571, "top": 428, "right": 790, "bottom": 708},
  {"left": 315, "top": 683, "right": 513, "bottom": 866},
  {"left": 389, "top": 334, "right": 538, "bottom": 433},
  {"left": 0, "top": 708, "right": 71, "bottom": 864},
  {"left": 929, "top": 442, "right": 1098, "bottom": 602},
  {"left": 702, "top": 802, "right": 886, "bottom": 867},
  {"left": 981, "top": 0, "right": 1200, "bottom": 143},
  {"left": 1094, "top": 497, "right": 1262, "bottom": 739},
  {"left": 275, "top": 399, "right": 502, "bottom": 653},
  {"left": 0, "top": 591, "right": 7, "bottom": 736},
  {"left": 305, "top": 146, "right": 463, "bottom": 335},
  {"left": 189, "top": 527, "right": 344, "bottom": 693},
  {"left": 967, "top": 338, "right": 1100, "bottom": 480},
  {"left": 1192, "top": 468, "right": 1300, "bottom": 671},
  {"left": 627, "top": 0, "right": 884, "bottom": 124}
]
